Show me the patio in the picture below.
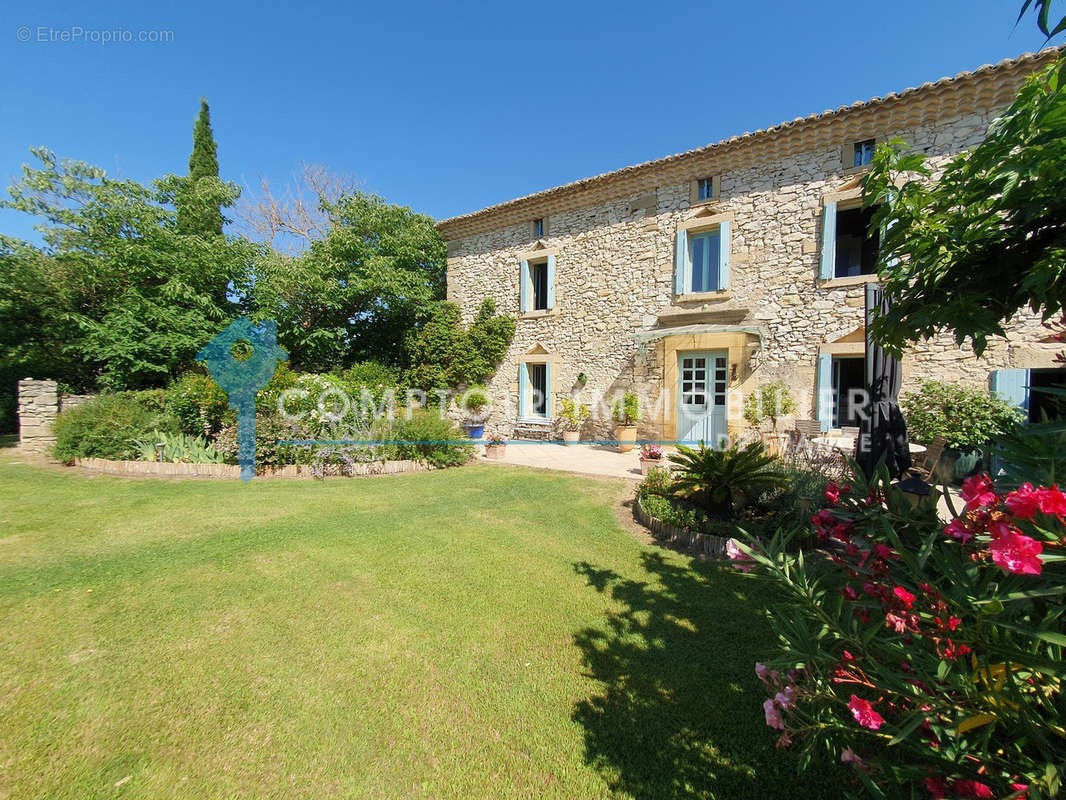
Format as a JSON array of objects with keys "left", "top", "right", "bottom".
[{"left": 479, "top": 442, "right": 645, "bottom": 480}]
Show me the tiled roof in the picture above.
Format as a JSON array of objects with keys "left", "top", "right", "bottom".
[{"left": 437, "top": 47, "right": 1063, "bottom": 240}]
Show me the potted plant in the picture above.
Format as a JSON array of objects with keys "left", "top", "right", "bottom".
[
  {"left": 640, "top": 444, "right": 665, "bottom": 475},
  {"left": 484, "top": 433, "right": 506, "bottom": 459},
  {"left": 900, "top": 379, "right": 1026, "bottom": 483},
  {"left": 461, "top": 385, "right": 490, "bottom": 439},
  {"left": 613, "top": 391, "right": 640, "bottom": 453},
  {"left": 558, "top": 397, "right": 590, "bottom": 445},
  {"left": 742, "top": 380, "right": 796, "bottom": 456}
]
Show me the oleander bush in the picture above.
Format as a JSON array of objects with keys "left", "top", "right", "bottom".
[
  {"left": 53, "top": 394, "right": 162, "bottom": 462},
  {"left": 729, "top": 458, "right": 1066, "bottom": 799}
]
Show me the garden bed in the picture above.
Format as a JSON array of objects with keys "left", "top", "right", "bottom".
[
  {"left": 635, "top": 494, "right": 729, "bottom": 556},
  {"left": 73, "top": 456, "right": 428, "bottom": 479}
]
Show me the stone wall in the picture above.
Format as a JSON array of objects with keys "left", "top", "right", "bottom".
[
  {"left": 17, "top": 379, "right": 59, "bottom": 454},
  {"left": 444, "top": 110, "right": 1051, "bottom": 441}
]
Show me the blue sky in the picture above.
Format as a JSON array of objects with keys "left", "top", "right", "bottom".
[{"left": 0, "top": 0, "right": 1049, "bottom": 243}]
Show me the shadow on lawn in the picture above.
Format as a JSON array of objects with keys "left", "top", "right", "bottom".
[{"left": 571, "top": 552, "right": 846, "bottom": 800}]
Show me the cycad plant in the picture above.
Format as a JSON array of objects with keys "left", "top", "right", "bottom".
[{"left": 669, "top": 440, "right": 788, "bottom": 514}]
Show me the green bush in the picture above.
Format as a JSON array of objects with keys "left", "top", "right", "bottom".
[
  {"left": 669, "top": 440, "right": 788, "bottom": 514},
  {"left": 612, "top": 392, "right": 640, "bottom": 426},
  {"left": 742, "top": 380, "right": 797, "bottom": 432},
  {"left": 53, "top": 394, "right": 160, "bottom": 462},
  {"left": 900, "top": 378, "right": 1025, "bottom": 450},
  {"left": 213, "top": 414, "right": 315, "bottom": 469},
  {"left": 395, "top": 411, "right": 473, "bottom": 468},
  {"left": 166, "top": 372, "right": 230, "bottom": 437}
]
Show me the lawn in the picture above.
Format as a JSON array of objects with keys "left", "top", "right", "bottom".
[{"left": 0, "top": 449, "right": 844, "bottom": 799}]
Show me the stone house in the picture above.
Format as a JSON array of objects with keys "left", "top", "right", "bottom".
[{"left": 437, "top": 48, "right": 1065, "bottom": 444}]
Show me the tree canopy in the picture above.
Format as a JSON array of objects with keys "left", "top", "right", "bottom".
[
  {"left": 864, "top": 53, "right": 1066, "bottom": 355},
  {"left": 176, "top": 99, "right": 224, "bottom": 237}
]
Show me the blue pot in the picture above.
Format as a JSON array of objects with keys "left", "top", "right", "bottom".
[{"left": 464, "top": 424, "right": 485, "bottom": 439}]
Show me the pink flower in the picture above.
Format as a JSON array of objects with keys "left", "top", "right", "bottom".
[
  {"left": 841, "top": 585, "right": 858, "bottom": 601},
  {"left": 953, "top": 779, "right": 994, "bottom": 798},
  {"left": 1005, "top": 483, "right": 1041, "bottom": 520},
  {"left": 725, "top": 539, "right": 753, "bottom": 572},
  {"left": 893, "top": 586, "right": 916, "bottom": 609},
  {"left": 775, "top": 686, "right": 796, "bottom": 710},
  {"left": 1037, "top": 485, "right": 1066, "bottom": 517},
  {"left": 847, "top": 695, "right": 884, "bottom": 730},
  {"left": 755, "top": 662, "right": 770, "bottom": 681},
  {"left": 764, "top": 698, "right": 785, "bottom": 730},
  {"left": 961, "top": 474, "right": 998, "bottom": 509},
  {"left": 885, "top": 613, "right": 908, "bottom": 634},
  {"left": 840, "top": 747, "right": 864, "bottom": 766},
  {"left": 990, "top": 531, "right": 1043, "bottom": 575},
  {"left": 924, "top": 777, "right": 949, "bottom": 798},
  {"left": 944, "top": 518, "right": 974, "bottom": 543}
]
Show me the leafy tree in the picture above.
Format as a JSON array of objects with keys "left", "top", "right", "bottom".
[
  {"left": 249, "top": 190, "right": 447, "bottom": 370},
  {"left": 864, "top": 33, "right": 1066, "bottom": 355},
  {"left": 404, "top": 299, "right": 515, "bottom": 391},
  {"left": 176, "top": 99, "right": 224, "bottom": 237},
  {"left": 0, "top": 148, "right": 256, "bottom": 390}
]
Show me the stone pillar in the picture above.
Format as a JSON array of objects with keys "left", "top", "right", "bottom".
[{"left": 17, "top": 379, "right": 59, "bottom": 453}]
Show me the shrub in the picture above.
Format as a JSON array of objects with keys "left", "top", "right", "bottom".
[
  {"left": 559, "top": 397, "right": 590, "bottom": 431},
  {"left": 394, "top": 411, "right": 473, "bottom": 468},
  {"left": 133, "top": 430, "right": 225, "bottom": 464},
  {"left": 333, "top": 361, "right": 403, "bottom": 419},
  {"left": 743, "top": 380, "right": 797, "bottom": 432},
  {"left": 405, "top": 298, "right": 515, "bottom": 391},
  {"left": 53, "top": 394, "right": 160, "bottom": 462},
  {"left": 166, "top": 371, "right": 230, "bottom": 437},
  {"left": 213, "top": 414, "right": 315, "bottom": 469},
  {"left": 900, "top": 379, "right": 1025, "bottom": 450},
  {"left": 669, "top": 440, "right": 788, "bottom": 514},
  {"left": 612, "top": 392, "right": 640, "bottom": 426},
  {"left": 732, "top": 462, "right": 1066, "bottom": 799}
]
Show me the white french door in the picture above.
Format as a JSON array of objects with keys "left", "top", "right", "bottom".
[{"left": 677, "top": 351, "right": 728, "bottom": 447}]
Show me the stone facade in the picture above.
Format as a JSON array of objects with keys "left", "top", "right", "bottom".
[{"left": 439, "top": 50, "right": 1062, "bottom": 441}]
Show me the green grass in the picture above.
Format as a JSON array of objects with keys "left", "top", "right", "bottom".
[{"left": 0, "top": 454, "right": 845, "bottom": 799}]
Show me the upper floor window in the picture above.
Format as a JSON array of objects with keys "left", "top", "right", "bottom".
[
  {"left": 530, "top": 260, "right": 549, "bottom": 310},
  {"left": 834, "top": 205, "right": 880, "bottom": 277},
  {"left": 688, "top": 231, "right": 722, "bottom": 292},
  {"left": 519, "top": 254, "right": 555, "bottom": 313},
  {"left": 533, "top": 218, "right": 544, "bottom": 237},
  {"left": 674, "top": 220, "right": 731, "bottom": 296},
  {"left": 697, "top": 178, "right": 715, "bottom": 201},
  {"left": 853, "top": 139, "right": 876, "bottom": 168}
]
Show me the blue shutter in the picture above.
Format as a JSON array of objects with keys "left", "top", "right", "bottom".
[
  {"left": 519, "top": 260, "right": 530, "bottom": 313},
  {"left": 816, "top": 353, "right": 833, "bottom": 432},
  {"left": 518, "top": 363, "right": 529, "bottom": 418},
  {"left": 717, "top": 221, "right": 730, "bottom": 290},
  {"left": 820, "top": 202, "right": 837, "bottom": 280},
  {"left": 674, "top": 229, "right": 688, "bottom": 295},
  {"left": 546, "top": 254, "right": 555, "bottom": 310},
  {"left": 991, "top": 369, "right": 1030, "bottom": 418},
  {"left": 544, "top": 361, "right": 552, "bottom": 420}
]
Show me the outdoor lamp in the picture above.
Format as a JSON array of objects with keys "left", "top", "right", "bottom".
[
  {"left": 896, "top": 475, "right": 933, "bottom": 509},
  {"left": 154, "top": 442, "right": 166, "bottom": 462}
]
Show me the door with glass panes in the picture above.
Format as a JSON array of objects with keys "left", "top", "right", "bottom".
[{"left": 677, "top": 351, "right": 728, "bottom": 446}]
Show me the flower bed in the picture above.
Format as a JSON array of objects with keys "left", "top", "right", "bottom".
[
  {"left": 73, "top": 457, "right": 428, "bottom": 479},
  {"left": 635, "top": 494, "right": 728, "bottom": 556}
]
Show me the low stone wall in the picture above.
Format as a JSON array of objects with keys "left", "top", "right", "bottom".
[
  {"left": 73, "top": 457, "right": 429, "bottom": 479},
  {"left": 635, "top": 496, "right": 729, "bottom": 557}
]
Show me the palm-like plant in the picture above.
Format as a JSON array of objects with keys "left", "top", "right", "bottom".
[{"left": 668, "top": 440, "right": 788, "bottom": 514}]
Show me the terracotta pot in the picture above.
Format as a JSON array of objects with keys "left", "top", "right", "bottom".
[
  {"left": 640, "top": 458, "right": 664, "bottom": 475},
  {"left": 484, "top": 443, "right": 506, "bottom": 459},
  {"left": 562, "top": 430, "right": 580, "bottom": 446},
  {"left": 616, "top": 425, "right": 637, "bottom": 453}
]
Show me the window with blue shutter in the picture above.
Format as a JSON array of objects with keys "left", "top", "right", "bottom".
[
  {"left": 674, "top": 230, "right": 688, "bottom": 295},
  {"left": 820, "top": 202, "right": 837, "bottom": 280},
  {"left": 518, "top": 363, "right": 529, "bottom": 418},
  {"left": 545, "top": 255, "right": 555, "bottom": 310},
  {"left": 677, "top": 223, "right": 731, "bottom": 294},
  {"left": 816, "top": 353, "right": 833, "bottom": 432},
  {"left": 519, "top": 260, "right": 530, "bottom": 312},
  {"left": 990, "top": 369, "right": 1030, "bottom": 418}
]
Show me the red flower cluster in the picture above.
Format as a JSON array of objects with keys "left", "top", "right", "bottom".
[
  {"left": 923, "top": 776, "right": 996, "bottom": 798},
  {"left": 943, "top": 475, "right": 1065, "bottom": 577}
]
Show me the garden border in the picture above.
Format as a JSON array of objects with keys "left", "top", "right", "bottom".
[
  {"left": 72, "top": 457, "right": 429, "bottom": 479},
  {"left": 635, "top": 495, "right": 729, "bottom": 557}
]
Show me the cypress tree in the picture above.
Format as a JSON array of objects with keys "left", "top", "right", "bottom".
[{"left": 177, "top": 98, "right": 223, "bottom": 236}]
